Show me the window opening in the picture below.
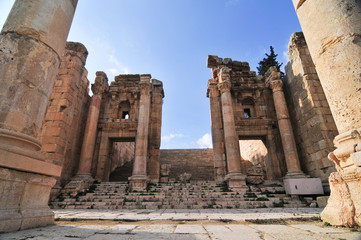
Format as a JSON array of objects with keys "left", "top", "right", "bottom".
[
  {"left": 244, "top": 108, "right": 251, "bottom": 118},
  {"left": 122, "top": 111, "right": 129, "bottom": 119}
]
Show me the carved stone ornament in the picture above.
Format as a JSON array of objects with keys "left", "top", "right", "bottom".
[
  {"left": 91, "top": 82, "right": 106, "bottom": 95},
  {"left": 269, "top": 80, "right": 283, "bottom": 92},
  {"left": 218, "top": 80, "right": 232, "bottom": 94}
]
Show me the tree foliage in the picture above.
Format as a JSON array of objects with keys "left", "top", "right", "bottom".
[{"left": 257, "top": 46, "right": 284, "bottom": 77}]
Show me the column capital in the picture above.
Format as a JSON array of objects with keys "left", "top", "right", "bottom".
[
  {"left": 92, "top": 71, "right": 108, "bottom": 95},
  {"left": 269, "top": 80, "right": 283, "bottom": 92},
  {"left": 207, "top": 79, "right": 220, "bottom": 97},
  {"left": 218, "top": 80, "right": 232, "bottom": 94},
  {"left": 218, "top": 67, "right": 232, "bottom": 82},
  {"left": 140, "top": 82, "right": 152, "bottom": 95}
]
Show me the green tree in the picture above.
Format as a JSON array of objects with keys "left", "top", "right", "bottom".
[{"left": 257, "top": 46, "right": 284, "bottom": 77}]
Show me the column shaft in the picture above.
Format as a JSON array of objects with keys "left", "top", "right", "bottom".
[
  {"left": 130, "top": 76, "right": 152, "bottom": 190},
  {"left": 208, "top": 81, "right": 226, "bottom": 182},
  {"left": 0, "top": 0, "right": 78, "bottom": 232},
  {"left": 77, "top": 95, "right": 102, "bottom": 175},
  {"left": 77, "top": 72, "right": 108, "bottom": 177},
  {"left": 266, "top": 71, "right": 304, "bottom": 177}
]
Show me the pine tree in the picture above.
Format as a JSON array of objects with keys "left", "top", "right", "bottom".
[{"left": 257, "top": 46, "right": 284, "bottom": 77}]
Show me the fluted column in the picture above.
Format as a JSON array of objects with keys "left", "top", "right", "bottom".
[
  {"left": 207, "top": 79, "right": 226, "bottom": 182},
  {"left": 129, "top": 75, "right": 152, "bottom": 191},
  {"left": 77, "top": 72, "right": 108, "bottom": 178},
  {"left": 266, "top": 68, "right": 305, "bottom": 178},
  {"left": 218, "top": 67, "right": 247, "bottom": 190},
  {"left": 0, "top": 0, "right": 78, "bottom": 232}
]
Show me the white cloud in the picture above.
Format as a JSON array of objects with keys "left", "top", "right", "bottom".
[
  {"left": 109, "top": 68, "right": 119, "bottom": 75},
  {"left": 108, "top": 54, "right": 130, "bottom": 76},
  {"left": 161, "top": 133, "right": 184, "bottom": 142},
  {"left": 197, "top": 133, "right": 212, "bottom": 148}
]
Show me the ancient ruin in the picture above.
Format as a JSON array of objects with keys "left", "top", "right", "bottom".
[{"left": 0, "top": 0, "right": 360, "bottom": 233}]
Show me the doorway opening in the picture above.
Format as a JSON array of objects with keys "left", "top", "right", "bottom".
[
  {"left": 109, "top": 139, "right": 135, "bottom": 181},
  {"left": 239, "top": 138, "right": 268, "bottom": 174}
]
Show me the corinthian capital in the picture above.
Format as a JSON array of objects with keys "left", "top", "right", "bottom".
[
  {"left": 207, "top": 79, "right": 220, "bottom": 98},
  {"left": 218, "top": 80, "right": 232, "bottom": 94},
  {"left": 218, "top": 67, "right": 232, "bottom": 82},
  {"left": 92, "top": 71, "right": 109, "bottom": 95},
  {"left": 269, "top": 80, "right": 283, "bottom": 92},
  {"left": 140, "top": 82, "right": 152, "bottom": 95}
]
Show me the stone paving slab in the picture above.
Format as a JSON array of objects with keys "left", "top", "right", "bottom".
[
  {"left": 1, "top": 223, "right": 359, "bottom": 240},
  {"left": 54, "top": 208, "right": 323, "bottom": 221}
]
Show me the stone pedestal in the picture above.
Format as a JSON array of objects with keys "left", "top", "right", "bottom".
[
  {"left": 321, "top": 128, "right": 361, "bottom": 226},
  {"left": 218, "top": 68, "right": 247, "bottom": 190},
  {"left": 0, "top": 0, "right": 77, "bottom": 232},
  {"left": 129, "top": 75, "right": 152, "bottom": 191},
  {"left": 293, "top": 0, "right": 361, "bottom": 226}
]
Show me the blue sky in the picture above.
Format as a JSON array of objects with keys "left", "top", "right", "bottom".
[{"left": 0, "top": 0, "right": 302, "bottom": 149}]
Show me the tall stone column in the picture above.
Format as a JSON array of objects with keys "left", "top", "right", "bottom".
[
  {"left": 265, "top": 68, "right": 305, "bottom": 178},
  {"left": 78, "top": 72, "right": 108, "bottom": 176},
  {"left": 292, "top": 0, "right": 361, "bottom": 226},
  {"left": 148, "top": 79, "right": 164, "bottom": 183},
  {"left": 207, "top": 79, "right": 226, "bottom": 182},
  {"left": 65, "top": 72, "right": 108, "bottom": 193},
  {"left": 0, "top": 0, "right": 78, "bottom": 232},
  {"left": 129, "top": 75, "right": 152, "bottom": 191},
  {"left": 218, "top": 67, "right": 247, "bottom": 190}
]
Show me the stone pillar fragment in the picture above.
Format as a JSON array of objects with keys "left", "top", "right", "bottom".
[
  {"left": 265, "top": 67, "right": 305, "bottom": 178},
  {"left": 129, "top": 75, "right": 152, "bottom": 190},
  {"left": 148, "top": 79, "right": 164, "bottom": 183},
  {"left": 0, "top": 0, "right": 77, "bottom": 232},
  {"left": 293, "top": 0, "right": 361, "bottom": 226},
  {"left": 207, "top": 79, "right": 226, "bottom": 182},
  {"left": 218, "top": 68, "right": 247, "bottom": 190}
]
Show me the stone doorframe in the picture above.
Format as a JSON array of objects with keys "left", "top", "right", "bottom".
[
  {"left": 237, "top": 123, "right": 283, "bottom": 180},
  {"left": 95, "top": 127, "right": 137, "bottom": 181}
]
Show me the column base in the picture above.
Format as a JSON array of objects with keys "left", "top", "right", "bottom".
[
  {"left": 0, "top": 167, "right": 56, "bottom": 233},
  {"left": 63, "top": 173, "right": 94, "bottom": 195},
  {"left": 129, "top": 175, "right": 149, "bottom": 191},
  {"left": 225, "top": 172, "right": 247, "bottom": 192},
  {"left": 321, "top": 128, "right": 361, "bottom": 227},
  {"left": 283, "top": 170, "right": 309, "bottom": 179}
]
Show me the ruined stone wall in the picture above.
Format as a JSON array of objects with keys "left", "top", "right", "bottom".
[
  {"left": 284, "top": 32, "right": 338, "bottom": 185},
  {"left": 160, "top": 149, "right": 214, "bottom": 181},
  {"left": 40, "top": 42, "right": 90, "bottom": 186}
]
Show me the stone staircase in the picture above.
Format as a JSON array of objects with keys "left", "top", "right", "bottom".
[{"left": 50, "top": 181, "right": 307, "bottom": 210}]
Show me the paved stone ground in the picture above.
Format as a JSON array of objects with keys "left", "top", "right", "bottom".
[{"left": 1, "top": 209, "right": 360, "bottom": 240}]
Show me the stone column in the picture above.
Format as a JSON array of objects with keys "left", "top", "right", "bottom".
[
  {"left": 265, "top": 68, "right": 305, "bottom": 178},
  {"left": 207, "top": 79, "right": 226, "bottom": 182},
  {"left": 77, "top": 72, "right": 108, "bottom": 177},
  {"left": 129, "top": 75, "right": 152, "bottom": 191},
  {"left": 0, "top": 0, "right": 78, "bottom": 232},
  {"left": 218, "top": 67, "right": 247, "bottom": 190},
  {"left": 293, "top": 0, "right": 361, "bottom": 226},
  {"left": 148, "top": 79, "right": 164, "bottom": 183},
  {"left": 64, "top": 72, "right": 108, "bottom": 193}
]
